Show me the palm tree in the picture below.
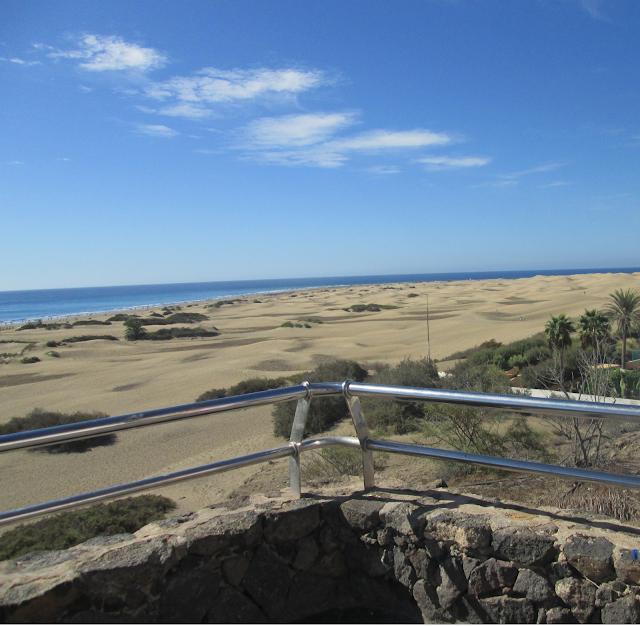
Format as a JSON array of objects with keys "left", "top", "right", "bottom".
[
  {"left": 604, "top": 289, "right": 640, "bottom": 369},
  {"left": 577, "top": 309, "right": 611, "bottom": 349},
  {"left": 124, "top": 318, "right": 147, "bottom": 341},
  {"left": 545, "top": 313, "right": 576, "bottom": 387}
]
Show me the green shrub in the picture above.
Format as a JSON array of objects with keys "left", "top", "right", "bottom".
[
  {"left": 362, "top": 358, "right": 440, "bottom": 434},
  {"left": 253, "top": 299, "right": 262, "bottom": 303},
  {"left": 207, "top": 300, "right": 236, "bottom": 309},
  {"left": 44, "top": 340, "right": 60, "bottom": 348},
  {"left": 20, "top": 356, "right": 40, "bottom": 364},
  {"left": 106, "top": 314, "right": 132, "bottom": 322},
  {"left": 272, "top": 359, "right": 368, "bottom": 438},
  {"left": 294, "top": 323, "right": 303, "bottom": 328},
  {"left": 304, "top": 323, "right": 311, "bottom": 328},
  {"left": 144, "top": 327, "right": 219, "bottom": 340},
  {"left": 149, "top": 312, "right": 163, "bottom": 317},
  {"left": 0, "top": 495, "right": 175, "bottom": 561},
  {"left": 281, "top": 321, "right": 294, "bottom": 328},
  {"left": 62, "top": 335, "right": 118, "bottom": 343},
  {"left": 0, "top": 408, "right": 115, "bottom": 453},
  {"left": 45, "top": 351, "right": 60, "bottom": 358},
  {"left": 196, "top": 376, "right": 290, "bottom": 403},
  {"left": 407, "top": 293, "right": 419, "bottom": 298},
  {"left": 347, "top": 303, "right": 399, "bottom": 313},
  {"left": 300, "top": 317, "right": 324, "bottom": 324},
  {"left": 139, "top": 312, "right": 209, "bottom": 326},
  {"left": 17, "top": 323, "right": 38, "bottom": 331},
  {"left": 72, "top": 320, "right": 112, "bottom": 326}
]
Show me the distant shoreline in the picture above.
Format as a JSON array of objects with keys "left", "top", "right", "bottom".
[{"left": 1, "top": 267, "right": 638, "bottom": 324}]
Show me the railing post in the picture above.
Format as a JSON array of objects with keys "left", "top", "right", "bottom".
[
  {"left": 343, "top": 380, "right": 375, "bottom": 490},
  {"left": 289, "top": 382, "right": 311, "bottom": 498}
]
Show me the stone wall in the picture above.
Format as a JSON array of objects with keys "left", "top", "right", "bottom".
[{"left": 2, "top": 479, "right": 640, "bottom": 623}]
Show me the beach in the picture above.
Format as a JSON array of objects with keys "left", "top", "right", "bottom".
[{"left": 1, "top": 271, "right": 639, "bottom": 518}]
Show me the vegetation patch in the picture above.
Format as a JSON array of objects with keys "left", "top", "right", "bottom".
[
  {"left": 139, "top": 312, "right": 209, "bottom": 326},
  {"left": 196, "top": 376, "right": 291, "bottom": 403},
  {"left": 344, "top": 304, "right": 400, "bottom": 312},
  {"left": 407, "top": 293, "right": 419, "bottom": 298},
  {"left": 299, "top": 317, "right": 324, "bottom": 324},
  {"left": 20, "top": 356, "right": 40, "bottom": 364},
  {"left": 45, "top": 351, "right": 60, "bottom": 358},
  {"left": 272, "top": 359, "right": 369, "bottom": 438},
  {"left": 0, "top": 495, "right": 176, "bottom": 561},
  {"left": 72, "top": 320, "right": 112, "bottom": 326},
  {"left": 62, "top": 335, "right": 119, "bottom": 343},
  {"left": 206, "top": 299, "right": 236, "bottom": 309},
  {"left": 0, "top": 408, "right": 115, "bottom": 453},
  {"left": 106, "top": 314, "right": 132, "bottom": 322},
  {"left": 44, "top": 340, "right": 61, "bottom": 348},
  {"left": 144, "top": 327, "right": 220, "bottom": 340}
]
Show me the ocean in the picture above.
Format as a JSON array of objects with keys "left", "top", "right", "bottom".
[{"left": 1, "top": 268, "right": 638, "bottom": 324}]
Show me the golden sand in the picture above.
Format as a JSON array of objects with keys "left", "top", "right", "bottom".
[{"left": 1, "top": 272, "right": 638, "bottom": 517}]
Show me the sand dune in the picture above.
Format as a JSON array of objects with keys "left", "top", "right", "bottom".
[{"left": 1, "top": 271, "right": 639, "bottom": 518}]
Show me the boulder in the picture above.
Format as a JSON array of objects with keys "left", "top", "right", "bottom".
[
  {"left": 339, "top": 499, "right": 385, "bottom": 532},
  {"left": 555, "top": 577, "right": 597, "bottom": 623},
  {"left": 263, "top": 500, "right": 321, "bottom": 543},
  {"left": 492, "top": 529, "right": 557, "bottom": 566},
  {"left": 601, "top": 593, "right": 640, "bottom": 624},
  {"left": 480, "top": 596, "right": 537, "bottom": 624},
  {"left": 468, "top": 558, "right": 518, "bottom": 596},
  {"left": 513, "top": 568, "right": 555, "bottom": 603},
  {"left": 424, "top": 512, "right": 492, "bottom": 551},
  {"left": 563, "top": 534, "right": 615, "bottom": 584}
]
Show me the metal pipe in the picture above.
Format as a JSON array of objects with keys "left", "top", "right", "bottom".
[
  {"left": 347, "top": 382, "right": 640, "bottom": 424},
  {"left": 366, "top": 439, "right": 640, "bottom": 490},
  {"left": 299, "top": 436, "right": 361, "bottom": 452},
  {"left": 0, "top": 444, "right": 295, "bottom": 526},
  {"left": 0, "top": 385, "right": 310, "bottom": 453}
]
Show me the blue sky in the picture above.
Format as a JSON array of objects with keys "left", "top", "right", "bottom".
[{"left": 1, "top": 0, "right": 639, "bottom": 290}]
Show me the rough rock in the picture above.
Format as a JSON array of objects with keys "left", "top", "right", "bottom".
[
  {"left": 437, "top": 557, "right": 467, "bottom": 609},
  {"left": 555, "top": 577, "right": 597, "bottom": 623},
  {"left": 480, "top": 596, "right": 537, "bottom": 624},
  {"left": 393, "top": 545, "right": 417, "bottom": 589},
  {"left": 468, "top": 558, "right": 518, "bottom": 596},
  {"left": 492, "top": 529, "right": 557, "bottom": 566},
  {"left": 206, "top": 587, "right": 267, "bottom": 623},
  {"left": 158, "top": 569, "right": 220, "bottom": 622},
  {"left": 186, "top": 511, "right": 261, "bottom": 556},
  {"left": 601, "top": 593, "right": 640, "bottom": 624},
  {"left": 241, "top": 546, "right": 291, "bottom": 620},
  {"left": 563, "top": 534, "right": 615, "bottom": 583},
  {"left": 513, "top": 567, "right": 555, "bottom": 603},
  {"left": 413, "top": 579, "right": 453, "bottom": 623},
  {"left": 424, "top": 512, "right": 492, "bottom": 551},
  {"left": 339, "top": 499, "right": 385, "bottom": 532},
  {"left": 614, "top": 547, "right": 640, "bottom": 585},
  {"left": 546, "top": 606, "right": 574, "bottom": 624},
  {"left": 379, "top": 502, "right": 422, "bottom": 539},
  {"left": 263, "top": 500, "right": 320, "bottom": 543}
]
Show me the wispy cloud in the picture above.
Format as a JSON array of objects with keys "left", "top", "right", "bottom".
[
  {"left": 48, "top": 34, "right": 166, "bottom": 72},
  {"left": 539, "top": 180, "right": 571, "bottom": 188},
  {"left": 143, "top": 67, "right": 328, "bottom": 119},
  {"left": 418, "top": 156, "right": 491, "bottom": 171},
  {"left": 243, "top": 113, "right": 356, "bottom": 148},
  {"left": 498, "top": 162, "right": 564, "bottom": 180},
  {"left": 6, "top": 161, "right": 23, "bottom": 165},
  {"left": 579, "top": 0, "right": 607, "bottom": 20},
  {"left": 136, "top": 124, "right": 179, "bottom": 138},
  {"left": 368, "top": 165, "right": 401, "bottom": 175},
  {"left": 237, "top": 119, "right": 452, "bottom": 168},
  {"left": 7, "top": 57, "right": 41, "bottom": 66}
]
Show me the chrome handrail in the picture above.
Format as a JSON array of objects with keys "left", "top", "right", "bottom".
[{"left": 1, "top": 381, "right": 639, "bottom": 526}]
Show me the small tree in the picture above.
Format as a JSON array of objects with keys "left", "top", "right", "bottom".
[
  {"left": 544, "top": 314, "right": 576, "bottom": 393},
  {"left": 604, "top": 288, "right": 640, "bottom": 369},
  {"left": 578, "top": 309, "right": 611, "bottom": 349},
  {"left": 124, "top": 318, "right": 147, "bottom": 341}
]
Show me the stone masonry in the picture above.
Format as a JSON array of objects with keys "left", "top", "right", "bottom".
[{"left": 2, "top": 478, "right": 640, "bottom": 623}]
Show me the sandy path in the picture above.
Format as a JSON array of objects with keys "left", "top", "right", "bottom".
[{"left": 1, "top": 271, "right": 638, "bottom": 517}]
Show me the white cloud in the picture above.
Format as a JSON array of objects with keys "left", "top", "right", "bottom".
[
  {"left": 368, "top": 165, "right": 401, "bottom": 175},
  {"left": 9, "top": 57, "right": 41, "bottom": 66},
  {"left": 418, "top": 156, "right": 491, "bottom": 170},
  {"left": 136, "top": 124, "right": 179, "bottom": 138},
  {"left": 142, "top": 67, "right": 327, "bottom": 119},
  {"left": 49, "top": 34, "right": 166, "bottom": 72},
  {"left": 6, "top": 161, "right": 23, "bottom": 165},
  {"left": 499, "top": 162, "right": 564, "bottom": 180},
  {"left": 334, "top": 129, "right": 450, "bottom": 151},
  {"left": 539, "top": 180, "right": 571, "bottom": 188},
  {"left": 244, "top": 113, "right": 356, "bottom": 148}
]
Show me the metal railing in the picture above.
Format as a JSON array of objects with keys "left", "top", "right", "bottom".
[{"left": 2, "top": 381, "right": 640, "bottom": 525}]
